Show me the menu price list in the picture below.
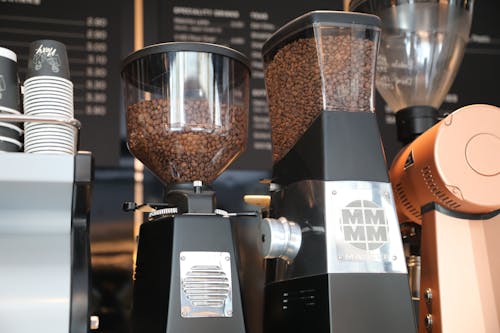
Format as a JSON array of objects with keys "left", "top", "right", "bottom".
[
  {"left": 154, "top": 0, "right": 344, "bottom": 170},
  {"left": 0, "top": 0, "right": 132, "bottom": 167},
  {"left": 170, "top": 6, "right": 275, "bottom": 170}
]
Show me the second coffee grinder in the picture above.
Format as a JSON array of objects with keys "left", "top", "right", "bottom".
[
  {"left": 121, "top": 42, "right": 250, "bottom": 333},
  {"left": 260, "top": 11, "right": 416, "bottom": 332}
]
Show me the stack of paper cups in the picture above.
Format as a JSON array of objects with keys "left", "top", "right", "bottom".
[
  {"left": 0, "top": 46, "right": 23, "bottom": 152},
  {"left": 23, "top": 39, "right": 76, "bottom": 154}
]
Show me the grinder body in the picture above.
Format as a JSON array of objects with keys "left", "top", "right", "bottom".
[
  {"left": 389, "top": 104, "right": 500, "bottom": 332},
  {"left": 261, "top": 11, "right": 416, "bottom": 332},
  {"left": 264, "top": 111, "right": 416, "bottom": 333},
  {"left": 131, "top": 189, "right": 246, "bottom": 333}
]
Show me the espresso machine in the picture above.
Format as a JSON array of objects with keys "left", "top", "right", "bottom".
[
  {"left": 0, "top": 152, "right": 93, "bottom": 333},
  {"left": 350, "top": 1, "right": 500, "bottom": 332},
  {"left": 0, "top": 44, "right": 93, "bottom": 333},
  {"left": 259, "top": 11, "right": 416, "bottom": 332},
  {"left": 121, "top": 42, "right": 251, "bottom": 333}
]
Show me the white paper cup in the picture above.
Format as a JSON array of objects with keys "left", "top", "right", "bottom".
[{"left": 24, "top": 75, "right": 73, "bottom": 87}]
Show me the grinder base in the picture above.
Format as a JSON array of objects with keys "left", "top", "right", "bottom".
[
  {"left": 265, "top": 273, "right": 416, "bottom": 333},
  {"left": 132, "top": 214, "right": 246, "bottom": 333}
]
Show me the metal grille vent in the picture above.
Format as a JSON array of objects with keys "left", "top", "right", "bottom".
[
  {"left": 421, "top": 166, "right": 461, "bottom": 210},
  {"left": 395, "top": 182, "right": 421, "bottom": 221},
  {"left": 182, "top": 265, "right": 230, "bottom": 308}
]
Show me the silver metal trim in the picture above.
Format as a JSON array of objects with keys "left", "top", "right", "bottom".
[
  {"left": 148, "top": 207, "right": 178, "bottom": 220},
  {"left": 270, "top": 180, "right": 407, "bottom": 281},
  {"left": 180, "top": 251, "right": 233, "bottom": 318},
  {"left": 261, "top": 217, "right": 302, "bottom": 263},
  {"left": 325, "top": 181, "right": 407, "bottom": 274}
]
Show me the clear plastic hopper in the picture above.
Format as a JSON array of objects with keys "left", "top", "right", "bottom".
[
  {"left": 121, "top": 43, "right": 250, "bottom": 184},
  {"left": 262, "top": 11, "right": 381, "bottom": 162},
  {"left": 351, "top": 0, "right": 474, "bottom": 142}
]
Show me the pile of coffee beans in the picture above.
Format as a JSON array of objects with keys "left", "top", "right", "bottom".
[
  {"left": 264, "top": 33, "right": 376, "bottom": 162},
  {"left": 127, "top": 99, "right": 247, "bottom": 184}
]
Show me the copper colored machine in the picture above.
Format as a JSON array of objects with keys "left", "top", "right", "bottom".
[
  {"left": 390, "top": 104, "right": 500, "bottom": 332},
  {"left": 350, "top": 1, "right": 500, "bottom": 332}
]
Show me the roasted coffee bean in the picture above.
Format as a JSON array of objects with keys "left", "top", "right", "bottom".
[
  {"left": 127, "top": 99, "right": 247, "bottom": 184},
  {"left": 264, "top": 34, "right": 376, "bottom": 162}
]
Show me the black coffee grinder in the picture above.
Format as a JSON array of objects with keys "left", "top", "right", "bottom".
[
  {"left": 121, "top": 42, "right": 250, "bottom": 333},
  {"left": 260, "top": 11, "right": 416, "bottom": 332}
]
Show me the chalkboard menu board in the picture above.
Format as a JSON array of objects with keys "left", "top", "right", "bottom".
[
  {"left": 145, "top": 0, "right": 500, "bottom": 169},
  {"left": 0, "top": 0, "right": 133, "bottom": 167},
  {"left": 3, "top": 1, "right": 496, "bottom": 168},
  {"left": 144, "top": 0, "right": 344, "bottom": 170}
]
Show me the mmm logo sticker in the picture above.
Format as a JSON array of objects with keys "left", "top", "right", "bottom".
[{"left": 340, "top": 200, "right": 389, "bottom": 251}]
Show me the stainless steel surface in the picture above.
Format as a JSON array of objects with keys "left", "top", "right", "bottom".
[
  {"left": 260, "top": 217, "right": 302, "bottom": 263},
  {"left": 0, "top": 154, "right": 74, "bottom": 333},
  {"left": 271, "top": 180, "right": 407, "bottom": 281},
  {"left": 179, "top": 251, "right": 233, "bottom": 318}
]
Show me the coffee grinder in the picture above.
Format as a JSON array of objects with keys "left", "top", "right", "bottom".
[
  {"left": 351, "top": 0, "right": 474, "bottom": 306},
  {"left": 121, "top": 42, "right": 250, "bottom": 333},
  {"left": 389, "top": 104, "right": 500, "bottom": 332},
  {"left": 260, "top": 11, "right": 416, "bottom": 333},
  {"left": 0, "top": 44, "right": 93, "bottom": 333},
  {"left": 351, "top": 1, "right": 500, "bottom": 332}
]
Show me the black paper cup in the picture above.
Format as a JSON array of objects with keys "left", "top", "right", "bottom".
[
  {"left": 0, "top": 135, "right": 22, "bottom": 152},
  {"left": 0, "top": 47, "right": 20, "bottom": 112},
  {"left": 0, "top": 122, "right": 22, "bottom": 141},
  {"left": 27, "top": 40, "right": 70, "bottom": 80}
]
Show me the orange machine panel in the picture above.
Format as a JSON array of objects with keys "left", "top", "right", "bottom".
[{"left": 390, "top": 104, "right": 500, "bottom": 223}]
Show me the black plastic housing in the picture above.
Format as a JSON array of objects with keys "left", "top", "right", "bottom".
[
  {"left": 272, "top": 111, "right": 390, "bottom": 186},
  {"left": 395, "top": 106, "right": 439, "bottom": 144}
]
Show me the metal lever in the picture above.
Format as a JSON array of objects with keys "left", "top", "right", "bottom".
[{"left": 214, "top": 209, "right": 258, "bottom": 218}]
